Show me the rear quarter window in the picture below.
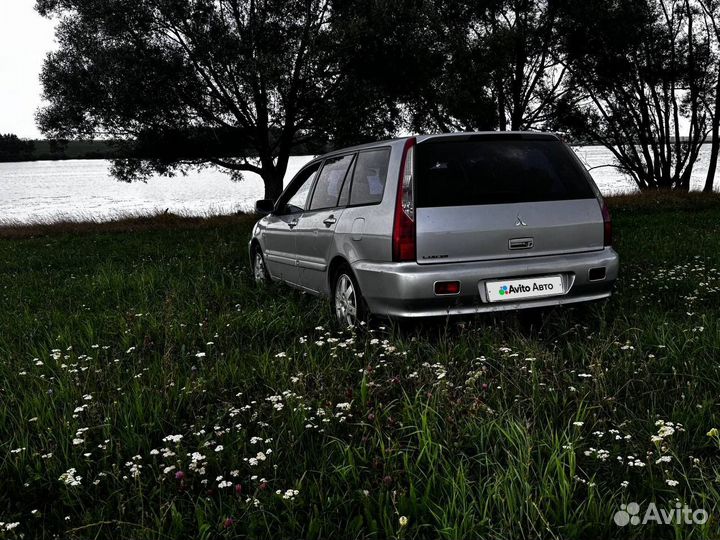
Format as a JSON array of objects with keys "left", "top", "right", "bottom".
[
  {"left": 415, "top": 139, "right": 594, "bottom": 207},
  {"left": 349, "top": 148, "right": 391, "bottom": 206}
]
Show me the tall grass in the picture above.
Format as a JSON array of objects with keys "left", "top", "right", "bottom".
[{"left": 0, "top": 193, "right": 718, "bottom": 538}]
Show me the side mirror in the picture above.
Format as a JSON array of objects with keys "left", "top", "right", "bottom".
[{"left": 255, "top": 199, "right": 275, "bottom": 215}]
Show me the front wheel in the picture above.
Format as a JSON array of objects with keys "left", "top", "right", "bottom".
[
  {"left": 252, "top": 247, "right": 270, "bottom": 284},
  {"left": 331, "top": 267, "right": 368, "bottom": 329}
]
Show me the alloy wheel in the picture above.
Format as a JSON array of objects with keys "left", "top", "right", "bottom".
[{"left": 253, "top": 251, "right": 267, "bottom": 283}]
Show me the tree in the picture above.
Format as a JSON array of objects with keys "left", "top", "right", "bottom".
[
  {"left": 479, "top": 0, "right": 568, "bottom": 131},
  {"left": 324, "top": 0, "right": 488, "bottom": 136},
  {"left": 558, "top": 0, "right": 714, "bottom": 191},
  {"left": 698, "top": 0, "right": 720, "bottom": 192},
  {"left": 403, "top": 0, "right": 499, "bottom": 132},
  {"left": 36, "top": 0, "right": 337, "bottom": 201},
  {"left": 397, "top": 0, "right": 567, "bottom": 133},
  {"left": 0, "top": 134, "right": 35, "bottom": 162},
  {"left": 316, "top": 0, "right": 437, "bottom": 146}
]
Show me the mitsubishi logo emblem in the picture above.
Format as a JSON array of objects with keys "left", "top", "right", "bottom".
[{"left": 515, "top": 214, "right": 527, "bottom": 227}]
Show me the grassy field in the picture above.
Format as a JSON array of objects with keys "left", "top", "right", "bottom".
[{"left": 1, "top": 194, "right": 719, "bottom": 539}]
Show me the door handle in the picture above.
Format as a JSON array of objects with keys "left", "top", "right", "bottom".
[
  {"left": 288, "top": 219, "right": 299, "bottom": 229},
  {"left": 323, "top": 215, "right": 337, "bottom": 227}
]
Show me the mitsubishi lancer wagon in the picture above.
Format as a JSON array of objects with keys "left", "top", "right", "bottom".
[{"left": 249, "top": 132, "right": 619, "bottom": 327}]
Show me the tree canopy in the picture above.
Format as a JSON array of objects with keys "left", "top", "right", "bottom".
[
  {"left": 37, "top": 0, "right": 342, "bottom": 199},
  {"left": 36, "top": 0, "right": 720, "bottom": 194}
]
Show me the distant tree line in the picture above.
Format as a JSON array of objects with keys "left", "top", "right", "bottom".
[
  {"left": 36, "top": 0, "right": 720, "bottom": 198},
  {"left": 0, "top": 134, "right": 35, "bottom": 162},
  {"left": 0, "top": 137, "right": 123, "bottom": 161}
]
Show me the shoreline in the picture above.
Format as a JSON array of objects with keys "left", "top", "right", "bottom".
[{"left": 2, "top": 191, "right": 719, "bottom": 240}]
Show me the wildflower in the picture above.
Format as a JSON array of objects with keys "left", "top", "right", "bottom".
[
  {"left": 399, "top": 516, "right": 409, "bottom": 527},
  {"left": 666, "top": 479, "right": 679, "bottom": 487},
  {"left": 224, "top": 517, "right": 234, "bottom": 528},
  {"left": 175, "top": 470, "right": 185, "bottom": 480},
  {"left": 279, "top": 488, "right": 299, "bottom": 500},
  {"left": 707, "top": 427, "right": 719, "bottom": 438},
  {"left": 573, "top": 421, "right": 584, "bottom": 427},
  {"left": 195, "top": 352, "right": 206, "bottom": 358},
  {"left": 59, "top": 468, "right": 82, "bottom": 486}
]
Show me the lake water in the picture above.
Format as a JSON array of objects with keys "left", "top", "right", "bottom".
[{"left": 0, "top": 145, "right": 717, "bottom": 224}]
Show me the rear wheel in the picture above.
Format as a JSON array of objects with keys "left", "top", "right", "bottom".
[{"left": 331, "top": 266, "right": 367, "bottom": 329}]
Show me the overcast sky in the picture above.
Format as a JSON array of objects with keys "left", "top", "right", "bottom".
[{"left": 0, "top": 2, "right": 56, "bottom": 139}]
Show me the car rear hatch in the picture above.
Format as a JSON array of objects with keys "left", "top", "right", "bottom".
[{"left": 413, "top": 134, "right": 605, "bottom": 265}]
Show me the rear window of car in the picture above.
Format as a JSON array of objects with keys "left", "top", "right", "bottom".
[
  {"left": 415, "top": 139, "right": 595, "bottom": 207},
  {"left": 349, "top": 148, "right": 391, "bottom": 206}
]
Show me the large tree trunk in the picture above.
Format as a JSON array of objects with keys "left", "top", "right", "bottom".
[
  {"left": 262, "top": 168, "right": 285, "bottom": 201},
  {"left": 495, "top": 72, "right": 507, "bottom": 131},
  {"left": 705, "top": 133, "right": 719, "bottom": 193},
  {"left": 704, "top": 77, "right": 720, "bottom": 193}
]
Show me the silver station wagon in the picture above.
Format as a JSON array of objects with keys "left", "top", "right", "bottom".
[{"left": 250, "top": 132, "right": 619, "bottom": 327}]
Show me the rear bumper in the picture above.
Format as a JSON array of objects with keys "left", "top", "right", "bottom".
[{"left": 352, "top": 248, "right": 619, "bottom": 318}]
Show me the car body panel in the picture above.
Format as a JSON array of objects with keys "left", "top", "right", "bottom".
[
  {"left": 262, "top": 213, "right": 301, "bottom": 284},
  {"left": 294, "top": 208, "right": 345, "bottom": 293},
  {"left": 352, "top": 247, "right": 618, "bottom": 317},
  {"left": 415, "top": 199, "right": 604, "bottom": 264}
]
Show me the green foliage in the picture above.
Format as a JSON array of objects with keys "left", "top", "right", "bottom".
[
  {"left": 0, "top": 200, "right": 719, "bottom": 538},
  {"left": 0, "top": 134, "right": 35, "bottom": 162},
  {"left": 556, "top": 0, "right": 716, "bottom": 190},
  {"left": 36, "top": 0, "right": 340, "bottom": 197}
]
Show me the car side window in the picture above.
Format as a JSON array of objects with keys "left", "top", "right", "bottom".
[
  {"left": 280, "top": 162, "right": 321, "bottom": 214},
  {"left": 308, "top": 155, "right": 355, "bottom": 211},
  {"left": 349, "top": 148, "right": 391, "bottom": 206}
]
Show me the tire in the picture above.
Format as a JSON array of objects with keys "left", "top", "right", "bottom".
[
  {"left": 331, "top": 265, "right": 368, "bottom": 329},
  {"left": 251, "top": 246, "right": 270, "bottom": 285}
]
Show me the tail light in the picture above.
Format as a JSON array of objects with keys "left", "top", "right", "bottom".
[
  {"left": 600, "top": 200, "right": 612, "bottom": 246},
  {"left": 392, "top": 137, "right": 416, "bottom": 262}
]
